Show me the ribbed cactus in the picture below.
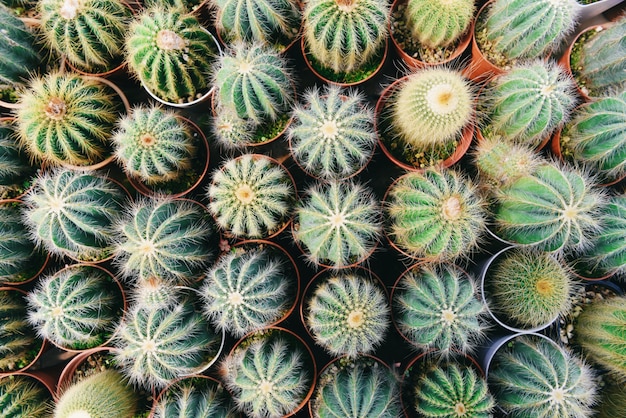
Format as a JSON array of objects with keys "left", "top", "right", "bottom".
[
  {"left": 200, "top": 245, "right": 296, "bottom": 338},
  {"left": 207, "top": 154, "right": 295, "bottom": 239},
  {"left": 0, "top": 122, "right": 33, "bottom": 190},
  {"left": 112, "top": 105, "right": 195, "bottom": 185},
  {"left": 288, "top": 84, "right": 376, "bottom": 180},
  {"left": 492, "top": 162, "right": 606, "bottom": 253},
  {"left": 26, "top": 264, "right": 123, "bottom": 350},
  {"left": 220, "top": 329, "right": 313, "bottom": 418},
  {"left": 14, "top": 71, "right": 118, "bottom": 167},
  {"left": 294, "top": 181, "right": 381, "bottom": 268},
  {"left": 129, "top": 276, "right": 178, "bottom": 310},
  {"left": 404, "top": 0, "right": 474, "bottom": 49},
  {"left": 485, "top": 248, "right": 575, "bottom": 330},
  {"left": 596, "top": 383, "right": 626, "bottom": 418},
  {"left": 303, "top": 0, "right": 389, "bottom": 74},
  {"left": 0, "top": 204, "right": 43, "bottom": 284},
  {"left": 0, "top": 374, "right": 51, "bottom": 417},
  {"left": 385, "top": 168, "right": 487, "bottom": 262},
  {"left": 0, "top": 289, "right": 42, "bottom": 372},
  {"left": 113, "top": 198, "right": 217, "bottom": 284},
  {"left": 392, "top": 263, "right": 487, "bottom": 355},
  {"left": 575, "top": 295, "right": 626, "bottom": 381},
  {"left": 154, "top": 377, "right": 239, "bottom": 418},
  {"left": 0, "top": 4, "right": 41, "bottom": 85},
  {"left": 39, "top": 0, "right": 130, "bottom": 72},
  {"left": 126, "top": 7, "right": 219, "bottom": 104},
  {"left": 311, "top": 356, "right": 401, "bottom": 417},
  {"left": 305, "top": 273, "right": 389, "bottom": 357},
  {"left": 212, "top": 105, "right": 255, "bottom": 148},
  {"left": 488, "top": 335, "right": 597, "bottom": 417},
  {"left": 22, "top": 168, "right": 126, "bottom": 262},
  {"left": 414, "top": 362, "right": 494, "bottom": 418},
  {"left": 486, "top": 61, "right": 577, "bottom": 148}
]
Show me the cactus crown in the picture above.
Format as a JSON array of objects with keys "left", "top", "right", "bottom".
[
  {"left": 153, "top": 377, "right": 239, "bottom": 418},
  {"left": 404, "top": 0, "right": 475, "bottom": 49},
  {"left": 0, "top": 3, "right": 41, "bottom": 85},
  {"left": 0, "top": 204, "right": 42, "bottom": 284},
  {"left": 0, "top": 375, "right": 51, "bottom": 418},
  {"left": 0, "top": 289, "right": 42, "bottom": 372}
]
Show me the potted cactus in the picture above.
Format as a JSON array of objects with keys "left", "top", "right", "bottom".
[{"left": 0, "top": 373, "right": 54, "bottom": 417}]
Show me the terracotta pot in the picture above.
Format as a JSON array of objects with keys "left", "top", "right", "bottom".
[{"left": 464, "top": 0, "right": 505, "bottom": 81}]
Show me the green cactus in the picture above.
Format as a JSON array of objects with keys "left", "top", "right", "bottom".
[
  {"left": 392, "top": 263, "right": 487, "bottom": 355},
  {"left": 0, "top": 121, "right": 33, "bottom": 192},
  {"left": 0, "top": 289, "right": 42, "bottom": 372},
  {"left": 488, "top": 334, "right": 597, "bottom": 417},
  {"left": 0, "top": 204, "right": 44, "bottom": 284},
  {"left": 0, "top": 374, "right": 51, "bottom": 417},
  {"left": 153, "top": 377, "right": 239, "bottom": 418},
  {"left": 126, "top": 7, "right": 219, "bottom": 104},
  {"left": 113, "top": 197, "right": 217, "bottom": 284},
  {"left": 39, "top": 0, "right": 130, "bottom": 73},
  {"left": 385, "top": 167, "right": 487, "bottom": 262},
  {"left": 212, "top": 105, "right": 255, "bottom": 148},
  {"left": 305, "top": 273, "right": 389, "bottom": 357},
  {"left": 492, "top": 162, "right": 606, "bottom": 253},
  {"left": 0, "top": 4, "right": 41, "bottom": 85},
  {"left": 575, "top": 295, "right": 626, "bottom": 382},
  {"left": 404, "top": 0, "right": 474, "bottom": 49},
  {"left": 130, "top": 276, "right": 178, "bottom": 310},
  {"left": 596, "top": 383, "right": 626, "bottom": 418},
  {"left": 26, "top": 264, "right": 123, "bottom": 350},
  {"left": 14, "top": 71, "right": 118, "bottom": 167},
  {"left": 288, "top": 84, "right": 376, "bottom": 180},
  {"left": 207, "top": 154, "right": 295, "bottom": 239},
  {"left": 486, "top": 60, "right": 577, "bottom": 148},
  {"left": 485, "top": 248, "right": 576, "bottom": 330},
  {"left": 414, "top": 362, "right": 494, "bottom": 418},
  {"left": 303, "top": 0, "right": 389, "bottom": 74},
  {"left": 294, "top": 181, "right": 381, "bottom": 268},
  {"left": 220, "top": 328, "right": 313, "bottom": 418},
  {"left": 311, "top": 356, "right": 402, "bottom": 418}
]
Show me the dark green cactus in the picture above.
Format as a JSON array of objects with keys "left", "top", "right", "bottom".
[
  {"left": 0, "top": 3, "right": 41, "bottom": 85},
  {"left": 0, "top": 289, "right": 43, "bottom": 372},
  {"left": 153, "top": 377, "right": 239, "bottom": 418},
  {"left": 0, "top": 374, "right": 52, "bottom": 418},
  {"left": 0, "top": 203, "right": 44, "bottom": 284}
]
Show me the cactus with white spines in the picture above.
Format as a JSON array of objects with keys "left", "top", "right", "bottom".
[
  {"left": 288, "top": 85, "right": 376, "bottom": 180},
  {"left": 0, "top": 3, "right": 41, "bottom": 85},
  {"left": 0, "top": 289, "right": 42, "bottom": 372},
  {"left": 0, "top": 204, "right": 43, "bottom": 284},
  {"left": 154, "top": 377, "right": 238, "bottom": 418},
  {"left": 0, "top": 375, "right": 51, "bottom": 418},
  {"left": 404, "top": 0, "right": 475, "bottom": 49},
  {"left": 212, "top": 105, "right": 255, "bottom": 148},
  {"left": 0, "top": 122, "right": 33, "bottom": 190}
]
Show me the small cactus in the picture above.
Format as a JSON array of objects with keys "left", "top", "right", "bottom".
[
  {"left": 126, "top": 7, "right": 219, "bottom": 104},
  {"left": 14, "top": 71, "right": 118, "bottom": 167},
  {"left": 488, "top": 334, "right": 597, "bottom": 417},
  {"left": 0, "top": 204, "right": 43, "bottom": 284},
  {"left": 211, "top": 105, "right": 255, "bottom": 148},
  {"left": 596, "top": 383, "right": 626, "bottom": 418},
  {"left": 0, "top": 121, "right": 33, "bottom": 191},
  {"left": 0, "top": 3, "right": 41, "bottom": 85},
  {"left": 311, "top": 356, "right": 402, "bottom": 418},
  {"left": 392, "top": 263, "right": 488, "bottom": 356},
  {"left": 22, "top": 168, "right": 126, "bottom": 262},
  {"left": 294, "top": 181, "right": 382, "bottom": 268},
  {"left": 207, "top": 154, "right": 295, "bottom": 239},
  {"left": 26, "top": 264, "right": 123, "bottom": 350},
  {"left": 385, "top": 167, "right": 487, "bottom": 262},
  {"left": 288, "top": 84, "right": 376, "bottom": 180},
  {"left": 153, "top": 377, "right": 239, "bottom": 418},
  {"left": 0, "top": 289, "right": 42, "bottom": 372},
  {"left": 0, "top": 374, "right": 51, "bottom": 417},
  {"left": 404, "top": 0, "right": 475, "bottom": 49},
  {"left": 305, "top": 272, "right": 389, "bottom": 357}
]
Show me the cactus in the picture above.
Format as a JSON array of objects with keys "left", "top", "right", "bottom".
[
  {"left": 492, "top": 162, "right": 606, "bottom": 253},
  {"left": 212, "top": 105, "right": 255, "bottom": 148},
  {"left": 22, "top": 168, "right": 126, "bottom": 262},
  {"left": 39, "top": 0, "right": 130, "bottom": 73},
  {"left": 485, "top": 248, "right": 576, "bottom": 329},
  {"left": 392, "top": 263, "right": 487, "bottom": 355},
  {"left": 213, "top": 42, "right": 293, "bottom": 125},
  {"left": 0, "top": 204, "right": 44, "bottom": 284},
  {"left": 596, "top": 383, "right": 626, "bottom": 418},
  {"left": 26, "top": 264, "right": 123, "bottom": 350},
  {"left": 0, "top": 289, "right": 42, "bottom": 372},
  {"left": 488, "top": 334, "right": 597, "bottom": 417},
  {"left": 154, "top": 377, "right": 239, "bottom": 418},
  {"left": 0, "top": 3, "right": 41, "bottom": 85},
  {"left": 288, "top": 84, "right": 376, "bottom": 180},
  {"left": 294, "top": 181, "right": 382, "bottom": 268},
  {"left": 305, "top": 273, "right": 389, "bottom": 357},
  {"left": 126, "top": 7, "right": 219, "bottom": 104},
  {"left": 113, "top": 197, "right": 217, "bottom": 284},
  {"left": 129, "top": 276, "right": 178, "bottom": 309},
  {"left": 220, "top": 328, "right": 313, "bottom": 418},
  {"left": 0, "top": 121, "right": 33, "bottom": 190},
  {"left": 385, "top": 168, "right": 487, "bottom": 262},
  {"left": 303, "top": 0, "right": 389, "bottom": 74},
  {"left": 575, "top": 295, "right": 626, "bottom": 382},
  {"left": 414, "top": 362, "right": 494, "bottom": 418},
  {"left": 311, "top": 356, "right": 402, "bottom": 418},
  {"left": 14, "top": 71, "right": 118, "bottom": 167},
  {"left": 112, "top": 105, "right": 196, "bottom": 185},
  {"left": 404, "top": 0, "right": 475, "bottom": 49},
  {"left": 0, "top": 374, "right": 51, "bottom": 417},
  {"left": 207, "top": 154, "right": 295, "bottom": 239}
]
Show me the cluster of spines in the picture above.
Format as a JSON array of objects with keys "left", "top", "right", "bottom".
[
  {"left": 153, "top": 377, "right": 239, "bottom": 418},
  {"left": 0, "top": 375, "right": 51, "bottom": 417}
]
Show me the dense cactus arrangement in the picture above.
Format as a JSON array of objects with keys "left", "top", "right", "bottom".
[
  {"left": 0, "top": 204, "right": 43, "bottom": 284},
  {"left": 404, "top": 0, "right": 474, "bottom": 49},
  {"left": 392, "top": 263, "right": 487, "bottom": 355},
  {"left": 0, "top": 289, "right": 42, "bottom": 372},
  {"left": 294, "top": 181, "right": 382, "bottom": 268},
  {"left": 0, "top": 374, "right": 51, "bottom": 417},
  {"left": 0, "top": 3, "right": 41, "bottom": 85},
  {"left": 153, "top": 377, "right": 239, "bottom": 418},
  {"left": 0, "top": 121, "right": 33, "bottom": 191}
]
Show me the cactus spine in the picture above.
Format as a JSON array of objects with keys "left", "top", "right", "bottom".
[
  {"left": 212, "top": 105, "right": 255, "bottom": 148},
  {"left": 404, "top": 0, "right": 475, "bottom": 49},
  {"left": 154, "top": 377, "right": 239, "bottom": 418},
  {"left": 0, "top": 204, "right": 42, "bottom": 284},
  {"left": 0, "top": 374, "right": 51, "bottom": 417},
  {"left": 0, "top": 122, "right": 33, "bottom": 190},
  {"left": 0, "top": 4, "right": 41, "bottom": 85},
  {"left": 0, "top": 289, "right": 41, "bottom": 372}
]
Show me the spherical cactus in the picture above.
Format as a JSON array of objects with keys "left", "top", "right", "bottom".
[
  {"left": 392, "top": 263, "right": 488, "bottom": 356},
  {"left": 126, "top": 7, "right": 219, "bottom": 104},
  {"left": 404, "top": 0, "right": 474, "bottom": 49},
  {"left": 129, "top": 276, "right": 178, "bottom": 310},
  {"left": 305, "top": 272, "right": 389, "bottom": 357},
  {"left": 0, "top": 289, "right": 42, "bottom": 372},
  {"left": 486, "top": 60, "right": 577, "bottom": 148},
  {"left": 294, "top": 181, "right": 382, "bottom": 268},
  {"left": 207, "top": 154, "right": 295, "bottom": 239},
  {"left": 413, "top": 362, "right": 494, "bottom": 418},
  {"left": 0, "top": 121, "right": 34, "bottom": 191},
  {"left": 14, "top": 71, "right": 118, "bottom": 167},
  {"left": 0, "top": 3, "right": 42, "bottom": 85},
  {"left": 113, "top": 197, "right": 217, "bottom": 284},
  {"left": 0, "top": 204, "right": 44, "bottom": 284},
  {"left": 39, "top": 0, "right": 130, "bottom": 73},
  {"left": 212, "top": 105, "right": 255, "bottom": 148},
  {"left": 26, "top": 264, "right": 123, "bottom": 350},
  {"left": 0, "top": 374, "right": 51, "bottom": 418},
  {"left": 311, "top": 356, "right": 402, "bottom": 418},
  {"left": 303, "top": 0, "right": 389, "bottom": 74},
  {"left": 22, "top": 168, "right": 126, "bottom": 262},
  {"left": 153, "top": 377, "right": 239, "bottom": 418},
  {"left": 385, "top": 167, "right": 487, "bottom": 262},
  {"left": 488, "top": 334, "right": 597, "bottom": 417},
  {"left": 288, "top": 84, "right": 376, "bottom": 180}
]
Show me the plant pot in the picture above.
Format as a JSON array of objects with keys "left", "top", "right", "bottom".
[
  {"left": 464, "top": 0, "right": 505, "bottom": 81},
  {"left": 0, "top": 370, "right": 56, "bottom": 414}
]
